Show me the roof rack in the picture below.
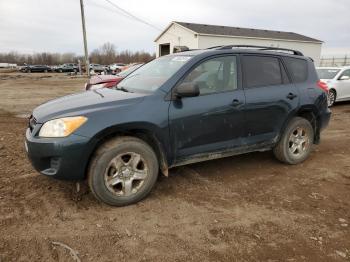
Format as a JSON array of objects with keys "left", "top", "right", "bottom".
[{"left": 209, "top": 45, "right": 304, "bottom": 56}]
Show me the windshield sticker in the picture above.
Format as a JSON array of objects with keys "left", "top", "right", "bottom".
[{"left": 172, "top": 56, "right": 192, "bottom": 62}]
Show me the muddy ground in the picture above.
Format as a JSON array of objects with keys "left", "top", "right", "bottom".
[{"left": 0, "top": 73, "right": 349, "bottom": 261}]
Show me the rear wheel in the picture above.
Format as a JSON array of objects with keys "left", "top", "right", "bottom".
[
  {"left": 88, "top": 136, "right": 159, "bottom": 206},
  {"left": 328, "top": 89, "right": 336, "bottom": 107},
  {"left": 273, "top": 117, "right": 314, "bottom": 165}
]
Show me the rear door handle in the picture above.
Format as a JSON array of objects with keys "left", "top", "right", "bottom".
[
  {"left": 287, "top": 93, "right": 298, "bottom": 100},
  {"left": 231, "top": 99, "right": 243, "bottom": 106}
]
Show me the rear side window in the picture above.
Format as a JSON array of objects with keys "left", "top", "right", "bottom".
[
  {"left": 284, "top": 57, "right": 308, "bottom": 83},
  {"left": 242, "top": 56, "right": 284, "bottom": 88}
]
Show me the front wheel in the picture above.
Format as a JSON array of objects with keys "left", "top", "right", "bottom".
[
  {"left": 88, "top": 136, "right": 159, "bottom": 206},
  {"left": 273, "top": 117, "right": 314, "bottom": 165}
]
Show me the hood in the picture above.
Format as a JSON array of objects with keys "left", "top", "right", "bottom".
[{"left": 33, "top": 88, "right": 146, "bottom": 123}]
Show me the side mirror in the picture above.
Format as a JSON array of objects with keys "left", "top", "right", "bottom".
[
  {"left": 339, "top": 75, "right": 350, "bottom": 81},
  {"left": 174, "top": 82, "right": 200, "bottom": 98}
]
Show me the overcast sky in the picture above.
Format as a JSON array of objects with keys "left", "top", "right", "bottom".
[{"left": 0, "top": 0, "right": 349, "bottom": 56}]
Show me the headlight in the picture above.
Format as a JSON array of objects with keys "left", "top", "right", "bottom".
[
  {"left": 39, "top": 116, "right": 87, "bottom": 137},
  {"left": 90, "top": 83, "right": 106, "bottom": 90}
]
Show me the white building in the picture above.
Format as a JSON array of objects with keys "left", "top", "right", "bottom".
[{"left": 155, "top": 21, "right": 323, "bottom": 64}]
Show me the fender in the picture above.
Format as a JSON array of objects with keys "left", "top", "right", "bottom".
[{"left": 86, "top": 122, "right": 170, "bottom": 177}]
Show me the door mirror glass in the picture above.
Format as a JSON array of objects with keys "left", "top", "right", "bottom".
[
  {"left": 174, "top": 82, "right": 200, "bottom": 98},
  {"left": 339, "top": 75, "right": 350, "bottom": 81}
]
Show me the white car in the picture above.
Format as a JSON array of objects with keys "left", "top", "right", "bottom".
[
  {"left": 109, "top": 63, "right": 126, "bottom": 73},
  {"left": 316, "top": 66, "right": 350, "bottom": 106},
  {"left": 89, "top": 64, "right": 105, "bottom": 74}
]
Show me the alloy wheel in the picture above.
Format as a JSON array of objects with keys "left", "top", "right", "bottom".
[
  {"left": 288, "top": 127, "right": 310, "bottom": 158},
  {"left": 327, "top": 91, "right": 335, "bottom": 107},
  {"left": 104, "top": 152, "right": 148, "bottom": 196}
]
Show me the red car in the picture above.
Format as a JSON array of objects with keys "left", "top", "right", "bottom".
[{"left": 85, "top": 63, "right": 143, "bottom": 90}]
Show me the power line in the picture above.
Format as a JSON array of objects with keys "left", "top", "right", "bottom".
[
  {"left": 86, "top": 0, "right": 139, "bottom": 22},
  {"left": 86, "top": 0, "right": 180, "bottom": 41},
  {"left": 103, "top": 0, "right": 163, "bottom": 32}
]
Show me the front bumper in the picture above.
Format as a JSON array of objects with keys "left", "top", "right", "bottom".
[{"left": 25, "top": 128, "right": 93, "bottom": 180}]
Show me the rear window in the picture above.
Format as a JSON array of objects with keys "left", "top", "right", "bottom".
[
  {"left": 242, "top": 56, "right": 284, "bottom": 88},
  {"left": 284, "top": 57, "right": 308, "bottom": 83}
]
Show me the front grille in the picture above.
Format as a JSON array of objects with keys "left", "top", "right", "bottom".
[{"left": 28, "top": 115, "right": 37, "bottom": 132}]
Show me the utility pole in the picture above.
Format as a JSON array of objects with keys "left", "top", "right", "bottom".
[{"left": 79, "top": 0, "right": 90, "bottom": 77}]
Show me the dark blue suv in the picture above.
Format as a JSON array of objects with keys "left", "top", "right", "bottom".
[{"left": 25, "top": 45, "right": 331, "bottom": 206}]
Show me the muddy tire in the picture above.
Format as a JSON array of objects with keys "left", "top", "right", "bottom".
[
  {"left": 88, "top": 136, "right": 159, "bottom": 206},
  {"left": 273, "top": 117, "right": 314, "bottom": 165}
]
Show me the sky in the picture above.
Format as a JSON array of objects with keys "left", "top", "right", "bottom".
[{"left": 0, "top": 0, "right": 349, "bottom": 57}]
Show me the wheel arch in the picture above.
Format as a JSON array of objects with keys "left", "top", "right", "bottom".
[
  {"left": 85, "top": 123, "right": 169, "bottom": 179},
  {"left": 329, "top": 88, "right": 337, "bottom": 95},
  {"left": 279, "top": 105, "right": 321, "bottom": 145}
]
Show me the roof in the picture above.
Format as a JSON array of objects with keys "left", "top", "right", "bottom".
[
  {"left": 155, "top": 21, "right": 322, "bottom": 43},
  {"left": 167, "top": 48, "right": 309, "bottom": 60}
]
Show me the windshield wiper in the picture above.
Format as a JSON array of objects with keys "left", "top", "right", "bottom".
[
  {"left": 123, "top": 73, "right": 140, "bottom": 81},
  {"left": 116, "top": 86, "right": 133, "bottom": 93}
]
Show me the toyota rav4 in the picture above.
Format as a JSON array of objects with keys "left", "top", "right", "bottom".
[{"left": 25, "top": 45, "right": 331, "bottom": 206}]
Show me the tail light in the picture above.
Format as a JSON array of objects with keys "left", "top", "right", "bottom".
[{"left": 317, "top": 80, "right": 329, "bottom": 93}]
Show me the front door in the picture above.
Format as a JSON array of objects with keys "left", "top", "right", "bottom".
[{"left": 169, "top": 55, "right": 246, "bottom": 163}]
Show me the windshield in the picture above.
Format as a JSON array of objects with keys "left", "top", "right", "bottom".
[
  {"left": 117, "top": 64, "right": 143, "bottom": 78},
  {"left": 118, "top": 55, "right": 192, "bottom": 92},
  {"left": 317, "top": 68, "right": 340, "bottom": 79}
]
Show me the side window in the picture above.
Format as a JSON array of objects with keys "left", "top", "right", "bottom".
[
  {"left": 284, "top": 57, "right": 308, "bottom": 83},
  {"left": 242, "top": 56, "right": 284, "bottom": 88},
  {"left": 340, "top": 69, "right": 350, "bottom": 78},
  {"left": 182, "top": 56, "right": 238, "bottom": 95}
]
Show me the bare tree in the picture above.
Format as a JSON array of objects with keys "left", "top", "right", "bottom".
[
  {"left": 0, "top": 44, "right": 155, "bottom": 65},
  {"left": 100, "top": 42, "right": 117, "bottom": 64}
]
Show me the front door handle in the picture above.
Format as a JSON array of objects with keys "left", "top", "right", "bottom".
[
  {"left": 231, "top": 99, "right": 243, "bottom": 106},
  {"left": 287, "top": 93, "right": 297, "bottom": 100}
]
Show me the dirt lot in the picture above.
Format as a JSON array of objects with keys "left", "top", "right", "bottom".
[{"left": 0, "top": 73, "right": 349, "bottom": 261}]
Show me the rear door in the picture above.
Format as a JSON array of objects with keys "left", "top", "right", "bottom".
[
  {"left": 241, "top": 55, "right": 299, "bottom": 145},
  {"left": 169, "top": 55, "right": 246, "bottom": 162}
]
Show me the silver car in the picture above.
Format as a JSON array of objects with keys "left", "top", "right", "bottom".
[{"left": 316, "top": 66, "right": 350, "bottom": 106}]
